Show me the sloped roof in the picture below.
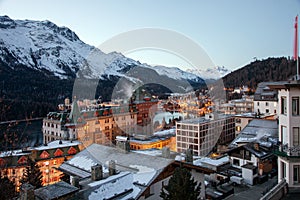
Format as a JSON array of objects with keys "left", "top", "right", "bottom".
[
  {"left": 230, "top": 119, "right": 278, "bottom": 148},
  {"left": 34, "top": 181, "right": 79, "bottom": 200}
]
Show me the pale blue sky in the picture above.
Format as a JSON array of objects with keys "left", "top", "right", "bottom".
[{"left": 1, "top": 0, "right": 299, "bottom": 70}]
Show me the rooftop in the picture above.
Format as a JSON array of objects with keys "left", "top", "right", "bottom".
[
  {"left": 31, "top": 140, "right": 81, "bottom": 151},
  {"left": 230, "top": 119, "right": 278, "bottom": 148},
  {"left": 34, "top": 181, "right": 79, "bottom": 200}
]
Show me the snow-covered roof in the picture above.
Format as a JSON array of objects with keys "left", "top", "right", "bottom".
[
  {"left": 87, "top": 172, "right": 140, "bottom": 200},
  {"left": 153, "top": 128, "right": 176, "bottom": 136},
  {"left": 230, "top": 119, "right": 278, "bottom": 148},
  {"left": 32, "top": 140, "right": 81, "bottom": 151},
  {"left": 0, "top": 149, "right": 31, "bottom": 158},
  {"left": 193, "top": 156, "right": 229, "bottom": 168},
  {"left": 60, "top": 144, "right": 174, "bottom": 199},
  {"left": 34, "top": 181, "right": 79, "bottom": 200}
]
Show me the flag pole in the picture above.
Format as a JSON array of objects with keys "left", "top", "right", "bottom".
[
  {"left": 297, "top": 15, "right": 299, "bottom": 80},
  {"left": 295, "top": 15, "right": 299, "bottom": 80}
]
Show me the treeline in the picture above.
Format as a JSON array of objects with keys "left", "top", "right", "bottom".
[{"left": 222, "top": 57, "right": 297, "bottom": 89}]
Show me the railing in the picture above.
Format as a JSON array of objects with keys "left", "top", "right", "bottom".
[
  {"left": 274, "top": 144, "right": 300, "bottom": 157},
  {"left": 260, "top": 179, "right": 287, "bottom": 200}
]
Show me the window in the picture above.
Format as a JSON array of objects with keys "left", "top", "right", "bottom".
[
  {"left": 266, "top": 102, "right": 269, "bottom": 106},
  {"left": 105, "top": 119, "right": 109, "bottom": 123},
  {"left": 281, "top": 126, "right": 288, "bottom": 145},
  {"left": 293, "top": 127, "right": 300, "bottom": 146},
  {"left": 281, "top": 97, "right": 287, "bottom": 114},
  {"left": 257, "top": 102, "right": 260, "bottom": 106},
  {"left": 282, "top": 161, "right": 286, "bottom": 179},
  {"left": 236, "top": 118, "right": 241, "bottom": 123},
  {"left": 236, "top": 126, "right": 241, "bottom": 132},
  {"left": 266, "top": 109, "right": 269, "bottom": 113},
  {"left": 233, "top": 159, "right": 240, "bottom": 166},
  {"left": 292, "top": 97, "right": 300, "bottom": 115},
  {"left": 294, "top": 165, "right": 300, "bottom": 184}
]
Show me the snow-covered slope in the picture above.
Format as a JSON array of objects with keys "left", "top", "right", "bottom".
[
  {"left": 0, "top": 15, "right": 205, "bottom": 85},
  {"left": 0, "top": 15, "right": 138, "bottom": 80},
  {"left": 187, "top": 66, "right": 231, "bottom": 80},
  {"left": 153, "top": 65, "right": 204, "bottom": 82}
]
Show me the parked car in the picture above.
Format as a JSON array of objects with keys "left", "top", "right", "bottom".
[{"left": 230, "top": 176, "right": 244, "bottom": 186}]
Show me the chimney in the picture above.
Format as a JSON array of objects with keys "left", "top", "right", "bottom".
[
  {"left": 91, "top": 164, "right": 103, "bottom": 181},
  {"left": 71, "top": 176, "right": 80, "bottom": 188},
  {"left": 109, "top": 160, "right": 116, "bottom": 176},
  {"left": 254, "top": 143, "right": 259, "bottom": 151},
  {"left": 116, "top": 136, "right": 130, "bottom": 153},
  {"left": 162, "top": 147, "right": 170, "bottom": 158},
  {"left": 185, "top": 148, "right": 193, "bottom": 163},
  {"left": 20, "top": 183, "right": 35, "bottom": 200}
]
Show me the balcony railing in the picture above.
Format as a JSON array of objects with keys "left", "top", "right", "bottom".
[{"left": 274, "top": 144, "right": 300, "bottom": 157}]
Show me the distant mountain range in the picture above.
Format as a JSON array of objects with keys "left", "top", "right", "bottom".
[
  {"left": 0, "top": 15, "right": 296, "bottom": 121},
  {"left": 0, "top": 15, "right": 209, "bottom": 120}
]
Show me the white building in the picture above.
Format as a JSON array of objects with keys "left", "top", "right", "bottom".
[
  {"left": 269, "top": 81, "right": 300, "bottom": 188},
  {"left": 219, "top": 96, "right": 254, "bottom": 115},
  {"left": 254, "top": 82, "right": 278, "bottom": 115},
  {"left": 176, "top": 113, "right": 235, "bottom": 156}
]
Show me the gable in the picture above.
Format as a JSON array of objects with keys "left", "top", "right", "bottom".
[
  {"left": 68, "top": 147, "right": 77, "bottom": 155},
  {"left": 40, "top": 150, "right": 50, "bottom": 159},
  {"left": 54, "top": 148, "right": 64, "bottom": 157},
  {"left": 17, "top": 155, "right": 28, "bottom": 165}
]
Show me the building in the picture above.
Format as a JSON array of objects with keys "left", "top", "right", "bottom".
[
  {"left": 132, "top": 98, "right": 158, "bottom": 135},
  {"left": 43, "top": 100, "right": 137, "bottom": 149},
  {"left": 0, "top": 140, "right": 80, "bottom": 191},
  {"left": 254, "top": 82, "right": 278, "bottom": 115},
  {"left": 129, "top": 135, "right": 175, "bottom": 151},
  {"left": 58, "top": 143, "right": 213, "bottom": 199},
  {"left": 234, "top": 112, "right": 276, "bottom": 136},
  {"left": 227, "top": 142, "right": 276, "bottom": 185},
  {"left": 0, "top": 150, "right": 31, "bottom": 191},
  {"left": 176, "top": 113, "right": 235, "bottom": 156},
  {"left": 268, "top": 81, "right": 300, "bottom": 188},
  {"left": 230, "top": 119, "right": 278, "bottom": 148},
  {"left": 21, "top": 181, "right": 79, "bottom": 200},
  {"left": 30, "top": 140, "right": 81, "bottom": 186},
  {"left": 219, "top": 96, "right": 254, "bottom": 115}
]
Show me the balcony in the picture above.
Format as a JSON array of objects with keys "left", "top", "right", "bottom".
[{"left": 274, "top": 144, "right": 300, "bottom": 157}]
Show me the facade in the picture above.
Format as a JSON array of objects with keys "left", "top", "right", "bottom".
[
  {"left": 58, "top": 143, "right": 213, "bottom": 200},
  {"left": 254, "top": 82, "right": 278, "bottom": 115},
  {"left": 129, "top": 135, "right": 175, "bottom": 150},
  {"left": 269, "top": 81, "right": 300, "bottom": 188},
  {"left": 227, "top": 143, "right": 275, "bottom": 185},
  {"left": 176, "top": 113, "right": 235, "bottom": 156},
  {"left": 133, "top": 98, "right": 158, "bottom": 135},
  {"left": 43, "top": 101, "right": 137, "bottom": 149},
  {"left": 219, "top": 96, "right": 254, "bottom": 115},
  {"left": 0, "top": 140, "right": 80, "bottom": 191},
  {"left": 30, "top": 140, "right": 81, "bottom": 186},
  {"left": 0, "top": 150, "right": 31, "bottom": 191}
]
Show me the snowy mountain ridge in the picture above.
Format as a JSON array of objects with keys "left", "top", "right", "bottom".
[
  {"left": 186, "top": 66, "right": 231, "bottom": 80},
  {"left": 0, "top": 15, "right": 210, "bottom": 84}
]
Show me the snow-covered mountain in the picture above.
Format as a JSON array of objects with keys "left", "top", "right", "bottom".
[
  {"left": 187, "top": 66, "right": 231, "bottom": 80},
  {"left": 0, "top": 15, "right": 205, "bottom": 87}
]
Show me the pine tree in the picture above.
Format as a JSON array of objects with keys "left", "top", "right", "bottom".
[
  {"left": 160, "top": 167, "right": 201, "bottom": 200},
  {"left": 0, "top": 175, "right": 17, "bottom": 199},
  {"left": 21, "top": 158, "right": 43, "bottom": 189}
]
